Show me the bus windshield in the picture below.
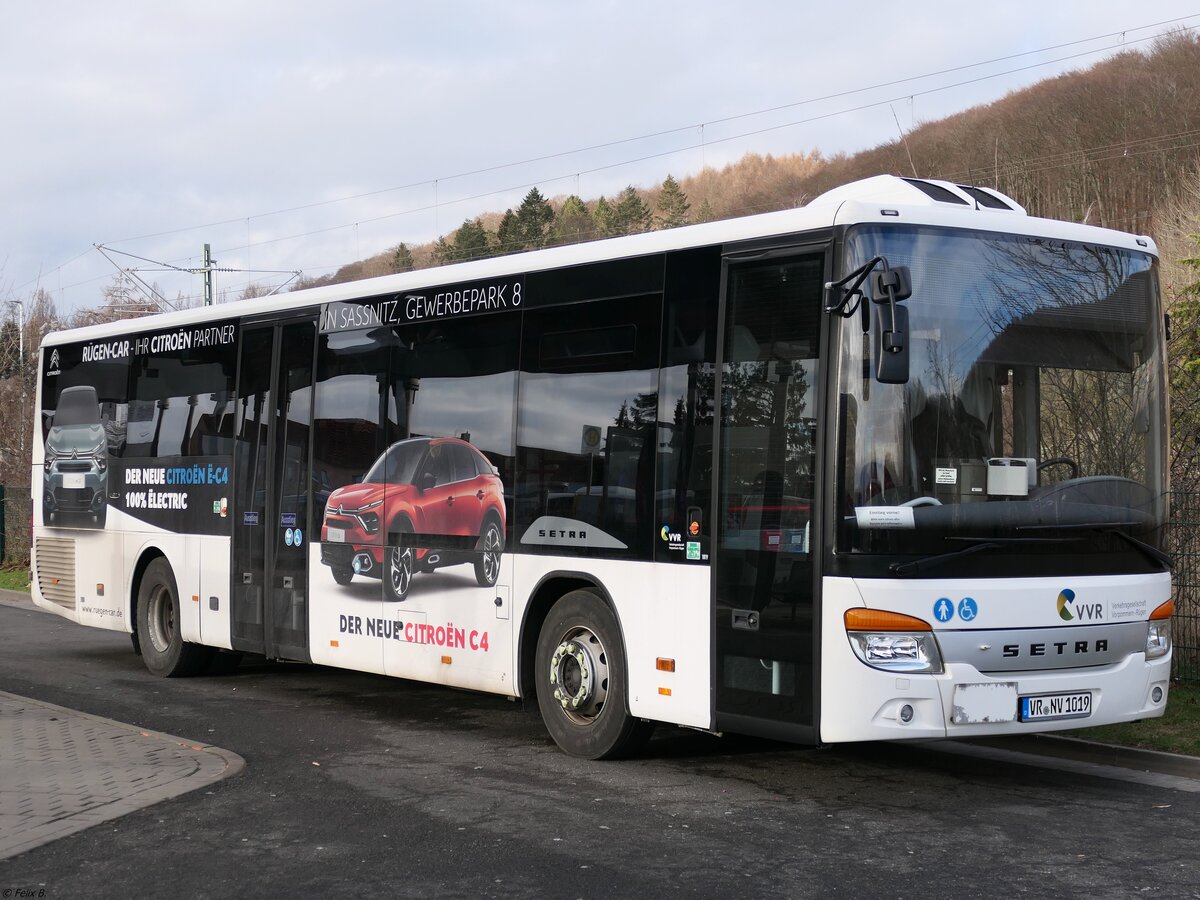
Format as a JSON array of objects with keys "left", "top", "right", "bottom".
[{"left": 835, "top": 225, "right": 1167, "bottom": 571}]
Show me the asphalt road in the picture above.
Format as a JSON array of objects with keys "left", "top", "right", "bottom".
[{"left": 2, "top": 598, "right": 1198, "bottom": 899}]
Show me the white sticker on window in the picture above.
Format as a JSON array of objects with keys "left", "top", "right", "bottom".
[
  {"left": 935, "top": 467, "right": 958, "bottom": 485},
  {"left": 854, "top": 506, "right": 916, "bottom": 529}
]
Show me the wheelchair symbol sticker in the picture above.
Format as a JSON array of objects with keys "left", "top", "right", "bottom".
[
  {"left": 958, "top": 597, "right": 978, "bottom": 621},
  {"left": 933, "top": 598, "right": 954, "bottom": 623}
]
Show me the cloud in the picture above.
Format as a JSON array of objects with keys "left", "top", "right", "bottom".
[{"left": 2, "top": 0, "right": 1195, "bottom": 308}]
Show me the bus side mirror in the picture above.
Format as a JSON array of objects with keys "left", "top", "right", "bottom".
[
  {"left": 871, "top": 266, "right": 912, "bottom": 302},
  {"left": 870, "top": 265, "right": 911, "bottom": 384},
  {"left": 873, "top": 304, "right": 910, "bottom": 384}
]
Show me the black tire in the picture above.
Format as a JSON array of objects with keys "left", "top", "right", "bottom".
[
  {"left": 474, "top": 517, "right": 503, "bottom": 587},
  {"left": 534, "top": 590, "right": 653, "bottom": 759},
  {"left": 384, "top": 543, "right": 413, "bottom": 602},
  {"left": 330, "top": 563, "right": 354, "bottom": 586},
  {"left": 136, "top": 558, "right": 213, "bottom": 677}
]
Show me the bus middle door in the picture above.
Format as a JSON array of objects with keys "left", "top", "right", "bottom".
[{"left": 231, "top": 318, "right": 316, "bottom": 661}]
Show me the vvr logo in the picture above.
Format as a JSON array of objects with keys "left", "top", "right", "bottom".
[
  {"left": 1057, "top": 588, "right": 1105, "bottom": 623},
  {"left": 660, "top": 525, "right": 682, "bottom": 542}
]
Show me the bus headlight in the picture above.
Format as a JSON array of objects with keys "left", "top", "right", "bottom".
[
  {"left": 1146, "top": 599, "right": 1174, "bottom": 660},
  {"left": 845, "top": 608, "right": 944, "bottom": 674}
]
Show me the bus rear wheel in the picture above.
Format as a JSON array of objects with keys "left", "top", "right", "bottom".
[
  {"left": 534, "top": 590, "right": 653, "bottom": 759},
  {"left": 136, "top": 558, "right": 212, "bottom": 677}
]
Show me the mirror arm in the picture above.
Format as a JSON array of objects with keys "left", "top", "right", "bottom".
[{"left": 824, "top": 256, "right": 883, "bottom": 316}]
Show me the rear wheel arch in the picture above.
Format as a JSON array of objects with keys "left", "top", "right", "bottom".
[
  {"left": 133, "top": 553, "right": 213, "bottom": 677},
  {"left": 518, "top": 573, "right": 621, "bottom": 702},
  {"left": 128, "top": 547, "right": 168, "bottom": 644}
]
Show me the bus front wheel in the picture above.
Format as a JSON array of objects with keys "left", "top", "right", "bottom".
[
  {"left": 534, "top": 590, "right": 653, "bottom": 759},
  {"left": 136, "top": 558, "right": 213, "bottom": 677}
]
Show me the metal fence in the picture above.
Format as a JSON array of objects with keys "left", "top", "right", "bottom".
[
  {"left": 1170, "top": 490, "right": 1200, "bottom": 682},
  {"left": 2, "top": 482, "right": 1198, "bottom": 680},
  {"left": 0, "top": 484, "right": 30, "bottom": 568}
]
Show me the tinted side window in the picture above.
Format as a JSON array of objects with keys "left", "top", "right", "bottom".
[
  {"left": 516, "top": 294, "right": 662, "bottom": 560},
  {"left": 387, "top": 313, "right": 520, "bottom": 531},
  {"left": 40, "top": 342, "right": 129, "bottom": 452},
  {"left": 123, "top": 323, "right": 238, "bottom": 459},
  {"left": 312, "top": 327, "right": 393, "bottom": 502},
  {"left": 657, "top": 247, "right": 720, "bottom": 562}
]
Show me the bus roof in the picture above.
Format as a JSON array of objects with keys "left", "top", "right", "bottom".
[{"left": 42, "top": 174, "right": 1158, "bottom": 348}]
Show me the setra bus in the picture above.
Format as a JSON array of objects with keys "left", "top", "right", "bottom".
[{"left": 32, "top": 174, "right": 1174, "bottom": 758}]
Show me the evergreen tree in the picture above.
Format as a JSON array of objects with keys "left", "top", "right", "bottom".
[
  {"left": 433, "top": 236, "right": 454, "bottom": 266},
  {"left": 515, "top": 187, "right": 555, "bottom": 249},
  {"left": 593, "top": 196, "right": 615, "bottom": 238},
  {"left": 656, "top": 175, "right": 691, "bottom": 229},
  {"left": 496, "top": 210, "right": 521, "bottom": 254},
  {"left": 612, "top": 186, "right": 653, "bottom": 236},
  {"left": 695, "top": 197, "right": 716, "bottom": 223},
  {"left": 451, "top": 218, "right": 492, "bottom": 261},
  {"left": 553, "top": 195, "right": 593, "bottom": 245},
  {"left": 392, "top": 242, "right": 414, "bottom": 273}
]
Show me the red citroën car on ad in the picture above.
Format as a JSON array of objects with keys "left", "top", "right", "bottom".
[{"left": 320, "top": 437, "right": 505, "bottom": 601}]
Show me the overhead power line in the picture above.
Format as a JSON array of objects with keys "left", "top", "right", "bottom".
[
  {"left": 106, "top": 12, "right": 1200, "bottom": 250},
  {"left": 18, "top": 12, "right": 1200, "bottom": 297},
  {"left": 193, "top": 21, "right": 1200, "bottom": 263}
]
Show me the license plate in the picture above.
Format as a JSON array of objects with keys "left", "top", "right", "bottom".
[
  {"left": 326, "top": 527, "right": 345, "bottom": 543},
  {"left": 63, "top": 473, "right": 85, "bottom": 489},
  {"left": 952, "top": 682, "right": 1017, "bottom": 724},
  {"left": 1019, "top": 691, "right": 1092, "bottom": 722}
]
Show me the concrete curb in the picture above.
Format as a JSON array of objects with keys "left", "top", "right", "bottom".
[
  {"left": 969, "top": 732, "right": 1200, "bottom": 780},
  {"left": 0, "top": 690, "right": 245, "bottom": 860},
  {"left": 0, "top": 586, "right": 33, "bottom": 607}
]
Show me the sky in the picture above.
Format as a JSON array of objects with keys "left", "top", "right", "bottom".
[{"left": 3, "top": 1, "right": 1200, "bottom": 316}]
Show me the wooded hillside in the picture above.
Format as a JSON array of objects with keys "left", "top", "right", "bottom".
[{"left": 293, "top": 33, "right": 1200, "bottom": 292}]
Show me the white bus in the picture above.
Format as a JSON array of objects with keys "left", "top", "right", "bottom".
[{"left": 32, "top": 175, "right": 1174, "bottom": 758}]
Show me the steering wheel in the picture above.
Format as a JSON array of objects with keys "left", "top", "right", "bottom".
[{"left": 1037, "top": 457, "right": 1080, "bottom": 480}]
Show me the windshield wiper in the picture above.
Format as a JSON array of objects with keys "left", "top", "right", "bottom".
[
  {"left": 1017, "top": 523, "right": 1172, "bottom": 570},
  {"left": 890, "top": 536, "right": 1071, "bottom": 578}
]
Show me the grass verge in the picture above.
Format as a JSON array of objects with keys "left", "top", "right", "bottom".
[
  {"left": 0, "top": 566, "right": 30, "bottom": 591},
  {"left": 1066, "top": 680, "right": 1200, "bottom": 756}
]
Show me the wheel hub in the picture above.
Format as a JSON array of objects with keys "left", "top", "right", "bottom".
[
  {"left": 548, "top": 630, "right": 609, "bottom": 722},
  {"left": 147, "top": 585, "right": 173, "bottom": 654}
]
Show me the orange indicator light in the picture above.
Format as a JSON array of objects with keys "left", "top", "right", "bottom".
[
  {"left": 1150, "top": 599, "right": 1175, "bottom": 620},
  {"left": 441, "top": 655, "right": 453, "bottom": 665},
  {"left": 844, "top": 608, "right": 933, "bottom": 632},
  {"left": 656, "top": 658, "right": 676, "bottom": 672},
  {"left": 658, "top": 687, "right": 672, "bottom": 696}
]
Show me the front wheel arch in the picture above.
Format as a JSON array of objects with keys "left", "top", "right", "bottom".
[{"left": 533, "top": 587, "right": 653, "bottom": 759}]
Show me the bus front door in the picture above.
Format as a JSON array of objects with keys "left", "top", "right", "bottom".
[
  {"left": 231, "top": 319, "right": 316, "bottom": 660},
  {"left": 713, "top": 250, "right": 825, "bottom": 741}
]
